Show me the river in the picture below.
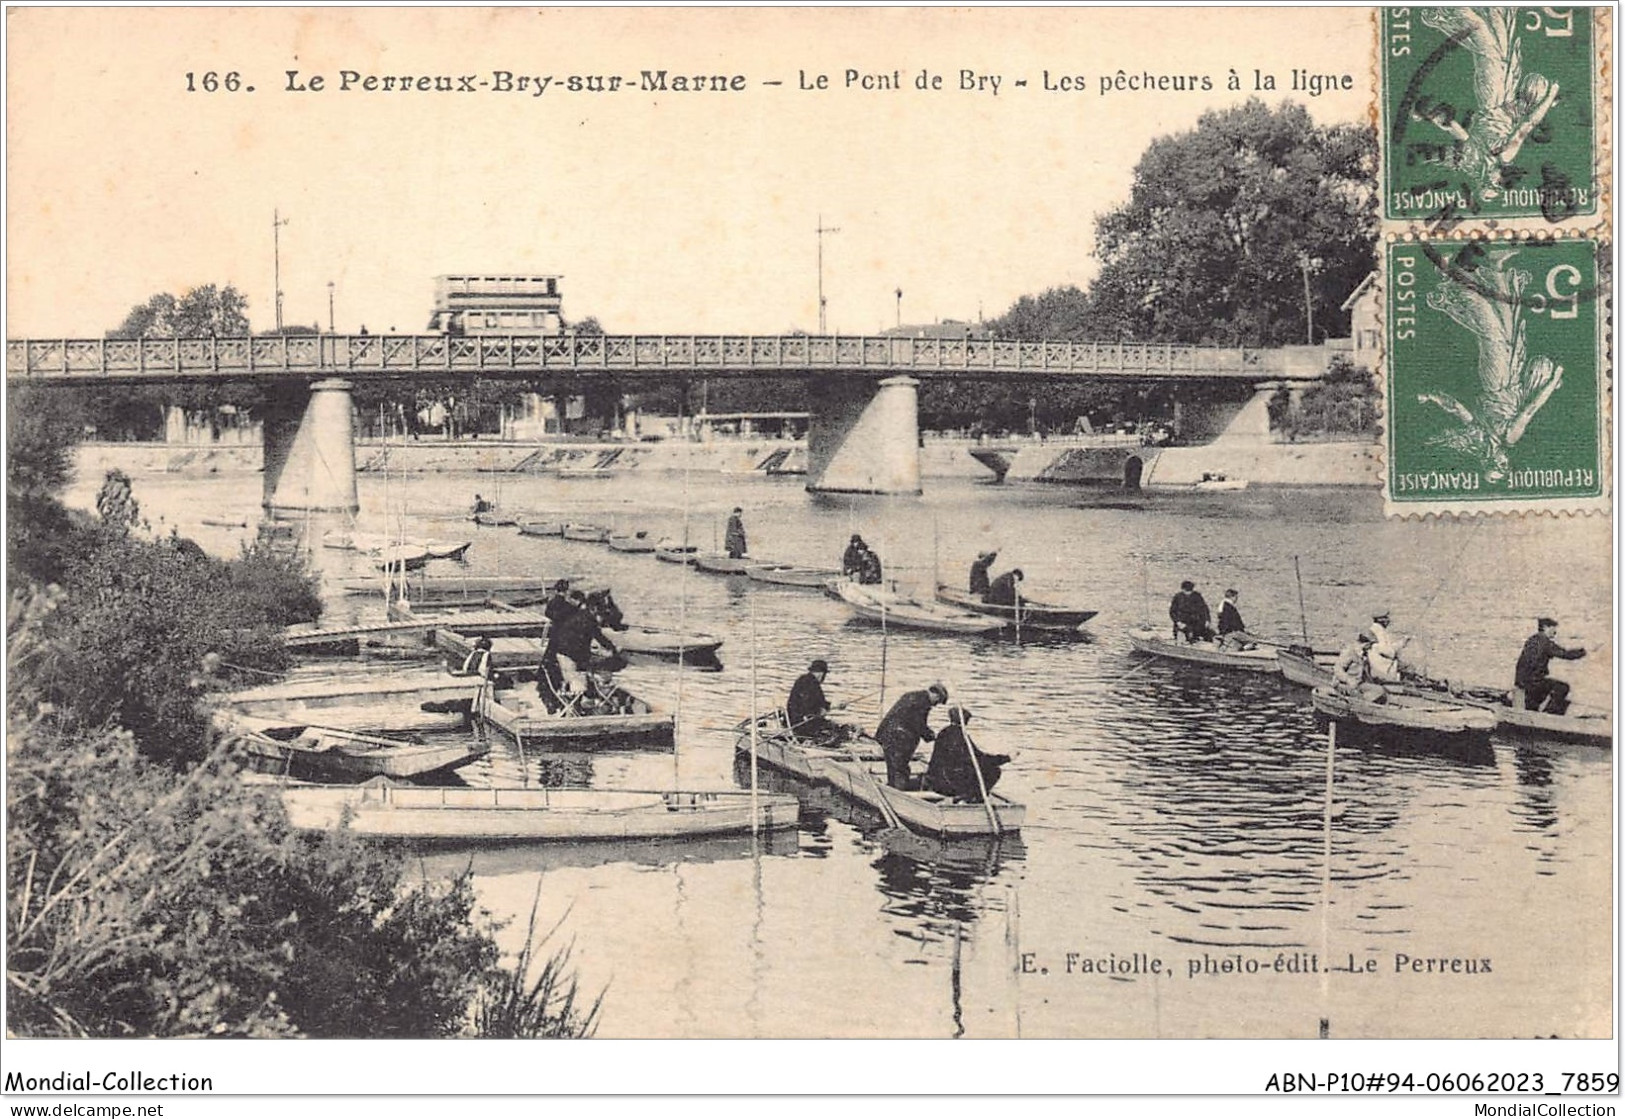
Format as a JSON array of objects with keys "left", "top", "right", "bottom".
[{"left": 65, "top": 465, "right": 1613, "bottom": 1040}]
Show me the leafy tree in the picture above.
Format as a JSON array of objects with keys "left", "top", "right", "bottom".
[
  {"left": 1088, "top": 99, "right": 1376, "bottom": 347},
  {"left": 108, "top": 284, "right": 251, "bottom": 340}
]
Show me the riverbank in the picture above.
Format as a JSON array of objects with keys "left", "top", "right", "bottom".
[{"left": 72, "top": 435, "right": 1381, "bottom": 487}]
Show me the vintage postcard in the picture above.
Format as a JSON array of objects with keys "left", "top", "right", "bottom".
[{"left": 3, "top": 5, "right": 1615, "bottom": 1107}]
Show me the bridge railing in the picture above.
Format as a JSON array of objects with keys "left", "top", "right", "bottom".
[{"left": 7, "top": 334, "right": 1287, "bottom": 380}]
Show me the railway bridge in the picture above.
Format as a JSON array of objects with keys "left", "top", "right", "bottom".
[{"left": 6, "top": 332, "right": 1332, "bottom": 510}]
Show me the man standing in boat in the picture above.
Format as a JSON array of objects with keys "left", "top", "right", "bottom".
[
  {"left": 925, "top": 706, "right": 1011, "bottom": 803},
  {"left": 786, "top": 658, "right": 841, "bottom": 741},
  {"left": 1169, "top": 580, "right": 1214, "bottom": 643},
  {"left": 985, "top": 567, "right": 1024, "bottom": 606},
  {"left": 724, "top": 507, "right": 749, "bottom": 560},
  {"left": 1515, "top": 617, "right": 1586, "bottom": 715},
  {"left": 969, "top": 550, "right": 998, "bottom": 596},
  {"left": 1216, "top": 589, "right": 1256, "bottom": 650},
  {"left": 876, "top": 683, "right": 948, "bottom": 789},
  {"left": 1367, "top": 610, "right": 1411, "bottom": 683}
]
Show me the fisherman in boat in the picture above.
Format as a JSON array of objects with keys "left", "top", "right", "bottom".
[
  {"left": 876, "top": 683, "right": 948, "bottom": 789},
  {"left": 454, "top": 635, "right": 495, "bottom": 680},
  {"left": 984, "top": 567, "right": 1025, "bottom": 607},
  {"left": 924, "top": 707, "right": 1012, "bottom": 803},
  {"left": 969, "top": 550, "right": 998, "bottom": 596},
  {"left": 542, "top": 579, "right": 577, "bottom": 627},
  {"left": 471, "top": 493, "right": 493, "bottom": 516},
  {"left": 858, "top": 546, "right": 884, "bottom": 586},
  {"left": 1169, "top": 581, "right": 1214, "bottom": 643},
  {"left": 842, "top": 534, "right": 868, "bottom": 579},
  {"left": 724, "top": 507, "right": 749, "bottom": 560},
  {"left": 1333, "top": 629, "right": 1387, "bottom": 703},
  {"left": 1215, "top": 589, "right": 1257, "bottom": 650},
  {"left": 786, "top": 658, "right": 843, "bottom": 742},
  {"left": 1366, "top": 610, "right": 1411, "bottom": 683},
  {"left": 1514, "top": 617, "right": 1586, "bottom": 715}
]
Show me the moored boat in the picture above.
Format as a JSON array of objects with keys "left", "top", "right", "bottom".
[
  {"left": 275, "top": 780, "right": 800, "bottom": 842},
  {"left": 472, "top": 512, "right": 518, "bottom": 527},
  {"left": 655, "top": 542, "right": 699, "bottom": 564},
  {"left": 617, "top": 625, "right": 725, "bottom": 660},
  {"left": 1126, "top": 627, "right": 1281, "bottom": 673},
  {"left": 374, "top": 544, "right": 432, "bottom": 572},
  {"left": 1487, "top": 700, "right": 1612, "bottom": 747},
  {"left": 935, "top": 585, "right": 1097, "bottom": 631},
  {"left": 1277, "top": 646, "right": 1335, "bottom": 688},
  {"left": 1311, "top": 686, "right": 1497, "bottom": 743},
  {"left": 733, "top": 712, "right": 1023, "bottom": 838},
  {"left": 477, "top": 684, "right": 675, "bottom": 750},
  {"left": 421, "top": 539, "right": 473, "bottom": 561},
  {"left": 563, "top": 523, "right": 610, "bottom": 543},
  {"left": 745, "top": 562, "right": 842, "bottom": 588},
  {"left": 225, "top": 668, "right": 485, "bottom": 716},
  {"left": 694, "top": 552, "right": 752, "bottom": 575},
  {"left": 832, "top": 581, "right": 1004, "bottom": 636},
  {"left": 517, "top": 521, "right": 565, "bottom": 537},
  {"left": 607, "top": 530, "right": 657, "bottom": 553},
  {"left": 218, "top": 712, "right": 488, "bottom": 781}
]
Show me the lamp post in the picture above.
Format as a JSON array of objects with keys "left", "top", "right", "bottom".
[
  {"left": 272, "top": 209, "right": 290, "bottom": 333},
  {"left": 816, "top": 214, "right": 840, "bottom": 333},
  {"left": 895, "top": 287, "right": 902, "bottom": 330},
  {"left": 1298, "top": 254, "right": 1323, "bottom": 345},
  {"left": 327, "top": 281, "right": 335, "bottom": 333}
]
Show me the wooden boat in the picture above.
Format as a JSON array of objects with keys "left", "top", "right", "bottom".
[
  {"left": 607, "top": 531, "right": 657, "bottom": 553},
  {"left": 562, "top": 523, "right": 610, "bottom": 543},
  {"left": 284, "top": 618, "right": 442, "bottom": 651},
  {"left": 472, "top": 512, "right": 518, "bottom": 527},
  {"left": 655, "top": 542, "right": 699, "bottom": 564},
  {"left": 225, "top": 669, "right": 485, "bottom": 716},
  {"left": 477, "top": 684, "right": 675, "bottom": 750},
  {"left": 746, "top": 562, "right": 842, "bottom": 588},
  {"left": 1485, "top": 699, "right": 1612, "bottom": 747},
  {"left": 201, "top": 516, "right": 249, "bottom": 528},
  {"left": 374, "top": 544, "right": 432, "bottom": 572},
  {"left": 935, "top": 585, "right": 1097, "bottom": 631},
  {"left": 617, "top": 626, "right": 724, "bottom": 659},
  {"left": 734, "top": 713, "right": 1024, "bottom": 838},
  {"left": 517, "top": 521, "right": 565, "bottom": 537},
  {"left": 1126, "top": 627, "right": 1281, "bottom": 673},
  {"left": 439, "top": 626, "right": 722, "bottom": 665},
  {"left": 436, "top": 631, "right": 548, "bottom": 671},
  {"left": 832, "top": 581, "right": 1004, "bottom": 636},
  {"left": 1311, "top": 686, "right": 1496, "bottom": 742},
  {"left": 218, "top": 712, "right": 488, "bottom": 780},
  {"left": 694, "top": 552, "right": 752, "bottom": 575},
  {"left": 339, "top": 574, "right": 578, "bottom": 604},
  {"left": 1278, "top": 647, "right": 1335, "bottom": 688},
  {"left": 421, "top": 539, "right": 473, "bottom": 561},
  {"left": 275, "top": 781, "right": 800, "bottom": 842},
  {"left": 244, "top": 703, "right": 471, "bottom": 735}
]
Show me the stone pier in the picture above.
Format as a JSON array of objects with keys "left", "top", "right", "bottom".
[
  {"left": 261, "top": 378, "right": 359, "bottom": 515},
  {"left": 804, "top": 375, "right": 921, "bottom": 495}
]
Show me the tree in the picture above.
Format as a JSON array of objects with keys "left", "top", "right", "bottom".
[
  {"left": 1088, "top": 100, "right": 1377, "bottom": 347},
  {"left": 108, "top": 284, "right": 251, "bottom": 340}
]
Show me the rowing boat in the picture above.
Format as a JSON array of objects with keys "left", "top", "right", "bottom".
[
  {"left": 472, "top": 512, "right": 518, "bottom": 527},
  {"left": 1126, "top": 627, "right": 1281, "bottom": 673},
  {"left": 1278, "top": 647, "right": 1335, "bottom": 688},
  {"left": 562, "top": 523, "right": 610, "bottom": 543},
  {"left": 374, "top": 544, "right": 432, "bottom": 572},
  {"left": 477, "top": 684, "right": 675, "bottom": 750},
  {"left": 421, "top": 539, "right": 473, "bottom": 561},
  {"left": 218, "top": 712, "right": 488, "bottom": 780},
  {"left": 1486, "top": 699, "right": 1612, "bottom": 747},
  {"left": 1311, "top": 686, "right": 1496, "bottom": 742},
  {"left": 275, "top": 781, "right": 800, "bottom": 841},
  {"left": 517, "top": 521, "right": 564, "bottom": 537},
  {"left": 935, "top": 585, "right": 1097, "bottom": 631},
  {"left": 733, "top": 712, "right": 1024, "bottom": 838},
  {"left": 694, "top": 552, "right": 752, "bottom": 575},
  {"left": 655, "top": 543, "right": 699, "bottom": 564},
  {"left": 607, "top": 531, "right": 657, "bottom": 553},
  {"left": 831, "top": 581, "right": 1004, "bottom": 636},
  {"left": 616, "top": 625, "right": 725, "bottom": 659},
  {"left": 225, "top": 669, "right": 485, "bottom": 716},
  {"left": 745, "top": 562, "right": 842, "bottom": 588}
]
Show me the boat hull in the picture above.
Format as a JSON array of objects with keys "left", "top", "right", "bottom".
[
  {"left": 277, "top": 784, "right": 801, "bottom": 841},
  {"left": 745, "top": 563, "right": 841, "bottom": 588},
  {"left": 834, "top": 581, "right": 1003, "bottom": 635},
  {"left": 1488, "top": 702, "right": 1612, "bottom": 747},
  {"left": 655, "top": 547, "right": 699, "bottom": 565},
  {"left": 563, "top": 524, "right": 610, "bottom": 543},
  {"left": 1311, "top": 686, "right": 1496, "bottom": 741},
  {"left": 1278, "top": 648, "right": 1334, "bottom": 688},
  {"left": 517, "top": 521, "right": 564, "bottom": 537},
  {"left": 1127, "top": 629, "right": 1281, "bottom": 673},
  {"left": 228, "top": 720, "right": 488, "bottom": 781},
  {"left": 226, "top": 670, "right": 484, "bottom": 715},
  {"left": 607, "top": 534, "right": 657, "bottom": 553},
  {"left": 935, "top": 585, "right": 1097, "bottom": 630},
  {"left": 694, "top": 553, "right": 752, "bottom": 574},
  {"left": 479, "top": 687, "right": 676, "bottom": 750}
]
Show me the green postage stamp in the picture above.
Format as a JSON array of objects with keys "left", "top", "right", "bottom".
[
  {"left": 1385, "top": 237, "right": 1606, "bottom": 513},
  {"left": 1381, "top": 7, "right": 1599, "bottom": 224}
]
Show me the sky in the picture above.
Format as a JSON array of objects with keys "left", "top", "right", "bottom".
[{"left": 7, "top": 7, "right": 1372, "bottom": 339}]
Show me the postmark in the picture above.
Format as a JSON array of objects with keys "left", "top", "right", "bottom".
[
  {"left": 1381, "top": 7, "right": 1599, "bottom": 225},
  {"left": 1384, "top": 235, "right": 1606, "bottom": 513}
]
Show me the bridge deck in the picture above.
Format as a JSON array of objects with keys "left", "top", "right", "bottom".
[{"left": 5, "top": 334, "right": 1305, "bottom": 383}]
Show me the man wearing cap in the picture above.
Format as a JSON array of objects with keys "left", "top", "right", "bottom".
[
  {"left": 1169, "top": 580, "right": 1214, "bottom": 643},
  {"left": 454, "top": 635, "right": 495, "bottom": 681},
  {"left": 787, "top": 659, "right": 839, "bottom": 741},
  {"left": 1367, "top": 610, "right": 1409, "bottom": 683},
  {"left": 925, "top": 706, "right": 1012, "bottom": 802},
  {"left": 1333, "top": 630, "right": 1387, "bottom": 703},
  {"left": 1515, "top": 617, "right": 1586, "bottom": 714},
  {"left": 968, "top": 550, "right": 998, "bottom": 596},
  {"left": 725, "top": 507, "right": 749, "bottom": 560},
  {"left": 876, "top": 683, "right": 948, "bottom": 789}
]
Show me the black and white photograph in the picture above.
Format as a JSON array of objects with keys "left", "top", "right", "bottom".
[{"left": 3, "top": 5, "right": 1615, "bottom": 1108}]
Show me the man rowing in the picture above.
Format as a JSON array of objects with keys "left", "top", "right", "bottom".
[{"left": 1514, "top": 617, "right": 1586, "bottom": 715}]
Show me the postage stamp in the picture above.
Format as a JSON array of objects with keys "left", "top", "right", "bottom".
[
  {"left": 1381, "top": 7, "right": 1600, "bottom": 225},
  {"left": 1385, "top": 235, "right": 1607, "bottom": 512}
]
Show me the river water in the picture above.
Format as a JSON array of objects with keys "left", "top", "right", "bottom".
[{"left": 68, "top": 465, "right": 1613, "bottom": 1040}]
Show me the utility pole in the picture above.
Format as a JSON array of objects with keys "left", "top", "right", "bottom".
[
  {"left": 816, "top": 214, "right": 840, "bottom": 333},
  {"left": 895, "top": 287, "right": 903, "bottom": 330},
  {"left": 327, "top": 281, "right": 335, "bottom": 332},
  {"left": 1298, "top": 254, "right": 1320, "bottom": 345},
  {"left": 273, "top": 209, "right": 290, "bottom": 333}
]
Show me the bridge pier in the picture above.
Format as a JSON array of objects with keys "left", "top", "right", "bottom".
[
  {"left": 262, "top": 378, "right": 359, "bottom": 516},
  {"left": 805, "top": 375, "right": 921, "bottom": 495}
]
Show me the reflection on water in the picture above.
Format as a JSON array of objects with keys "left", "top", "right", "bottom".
[{"left": 72, "top": 468, "right": 1613, "bottom": 1039}]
